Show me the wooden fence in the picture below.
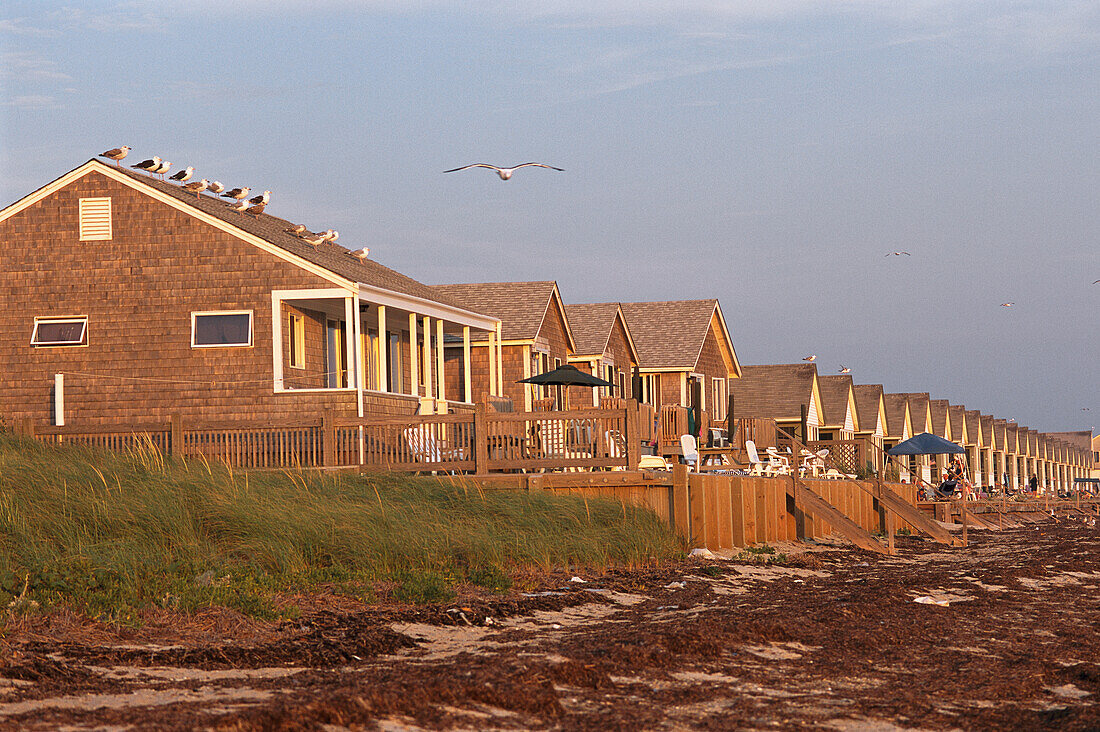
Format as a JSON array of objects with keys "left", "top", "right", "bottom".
[{"left": 18, "top": 401, "right": 643, "bottom": 475}]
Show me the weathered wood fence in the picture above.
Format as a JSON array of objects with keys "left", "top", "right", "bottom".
[{"left": 16, "top": 401, "right": 644, "bottom": 475}]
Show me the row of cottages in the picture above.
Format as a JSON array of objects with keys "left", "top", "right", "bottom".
[
  {"left": 0, "top": 159, "right": 505, "bottom": 427},
  {"left": 431, "top": 283, "right": 741, "bottom": 422},
  {"left": 723, "top": 363, "right": 1091, "bottom": 492}
]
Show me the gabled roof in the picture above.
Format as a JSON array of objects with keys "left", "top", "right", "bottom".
[
  {"left": 948, "top": 405, "right": 966, "bottom": 444},
  {"left": 1048, "top": 430, "right": 1093, "bottom": 450},
  {"left": 619, "top": 300, "right": 740, "bottom": 375},
  {"left": 0, "top": 160, "right": 485, "bottom": 316},
  {"left": 564, "top": 303, "right": 639, "bottom": 363},
  {"left": 817, "top": 375, "right": 856, "bottom": 430},
  {"left": 929, "top": 399, "right": 950, "bottom": 438},
  {"left": 853, "top": 384, "right": 887, "bottom": 435},
  {"left": 992, "top": 419, "right": 1008, "bottom": 450},
  {"left": 730, "top": 364, "right": 823, "bottom": 423},
  {"left": 898, "top": 393, "right": 931, "bottom": 432},
  {"left": 964, "top": 410, "right": 982, "bottom": 446},
  {"left": 431, "top": 281, "right": 576, "bottom": 350},
  {"left": 883, "top": 394, "right": 912, "bottom": 439}
]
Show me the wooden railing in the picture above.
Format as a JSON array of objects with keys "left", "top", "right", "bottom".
[
  {"left": 19, "top": 401, "right": 643, "bottom": 475},
  {"left": 731, "top": 418, "right": 777, "bottom": 450}
]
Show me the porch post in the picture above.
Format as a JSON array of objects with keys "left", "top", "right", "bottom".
[
  {"left": 376, "top": 304, "right": 387, "bottom": 393},
  {"left": 352, "top": 298, "right": 364, "bottom": 418},
  {"left": 435, "top": 318, "right": 445, "bottom": 402},
  {"left": 422, "top": 315, "right": 432, "bottom": 398},
  {"left": 463, "top": 326, "right": 472, "bottom": 404},
  {"left": 409, "top": 313, "right": 419, "bottom": 397},
  {"left": 344, "top": 296, "right": 356, "bottom": 390},
  {"left": 521, "top": 344, "right": 531, "bottom": 411},
  {"left": 495, "top": 321, "right": 504, "bottom": 396},
  {"left": 271, "top": 294, "right": 284, "bottom": 390},
  {"left": 488, "top": 328, "right": 497, "bottom": 397}
]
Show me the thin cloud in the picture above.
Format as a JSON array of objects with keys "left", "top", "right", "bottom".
[
  {"left": 0, "top": 52, "right": 72, "bottom": 82},
  {"left": 6, "top": 95, "right": 59, "bottom": 109}
]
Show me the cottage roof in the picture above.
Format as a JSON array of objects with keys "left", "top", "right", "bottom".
[
  {"left": 431, "top": 281, "right": 575, "bottom": 349},
  {"left": 853, "top": 384, "right": 887, "bottom": 435},
  {"left": 1047, "top": 430, "right": 1093, "bottom": 450},
  {"left": 817, "top": 375, "right": 854, "bottom": 428},
  {"left": 964, "top": 410, "right": 982, "bottom": 445},
  {"left": 619, "top": 299, "right": 739, "bottom": 374},
  {"left": 730, "top": 364, "right": 819, "bottom": 422},
  {"left": 948, "top": 405, "right": 966, "bottom": 443},
  {"left": 96, "top": 163, "right": 477, "bottom": 312},
  {"left": 564, "top": 303, "right": 639, "bottom": 362},
  {"left": 992, "top": 419, "right": 1008, "bottom": 449},
  {"left": 898, "top": 393, "right": 931, "bottom": 432},
  {"left": 883, "top": 394, "right": 911, "bottom": 438},
  {"left": 929, "top": 399, "right": 950, "bottom": 437}
]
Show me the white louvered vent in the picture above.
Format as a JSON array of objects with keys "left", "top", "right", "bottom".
[{"left": 79, "top": 197, "right": 112, "bottom": 241}]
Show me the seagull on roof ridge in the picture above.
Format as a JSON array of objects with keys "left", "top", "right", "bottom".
[
  {"left": 245, "top": 201, "right": 266, "bottom": 217},
  {"left": 248, "top": 190, "right": 271, "bottom": 206},
  {"left": 286, "top": 224, "right": 306, "bottom": 235},
  {"left": 803, "top": 355, "right": 816, "bottom": 362},
  {"left": 222, "top": 187, "right": 251, "bottom": 201},
  {"left": 169, "top": 166, "right": 194, "bottom": 183},
  {"left": 131, "top": 156, "right": 160, "bottom": 173},
  {"left": 151, "top": 160, "right": 171, "bottom": 179},
  {"left": 321, "top": 229, "right": 338, "bottom": 242},
  {"left": 229, "top": 199, "right": 249, "bottom": 213},
  {"left": 349, "top": 247, "right": 370, "bottom": 260},
  {"left": 208, "top": 181, "right": 225, "bottom": 194},
  {"left": 100, "top": 146, "right": 131, "bottom": 165},
  {"left": 443, "top": 162, "right": 564, "bottom": 180},
  {"left": 303, "top": 233, "right": 327, "bottom": 247},
  {"left": 182, "top": 178, "right": 209, "bottom": 197}
]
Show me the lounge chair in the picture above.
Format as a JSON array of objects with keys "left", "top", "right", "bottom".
[
  {"left": 680, "top": 434, "right": 699, "bottom": 471},
  {"left": 765, "top": 447, "right": 792, "bottom": 476},
  {"left": 744, "top": 440, "right": 773, "bottom": 477},
  {"left": 638, "top": 454, "right": 672, "bottom": 470},
  {"left": 799, "top": 448, "right": 828, "bottom": 478}
]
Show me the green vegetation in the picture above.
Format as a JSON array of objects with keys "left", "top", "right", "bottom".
[
  {"left": 0, "top": 436, "right": 682, "bottom": 622},
  {"left": 731, "top": 544, "right": 788, "bottom": 565}
]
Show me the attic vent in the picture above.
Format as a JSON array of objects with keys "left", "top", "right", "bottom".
[{"left": 79, "top": 197, "right": 112, "bottom": 241}]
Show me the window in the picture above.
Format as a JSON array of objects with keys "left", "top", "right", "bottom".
[
  {"left": 192, "top": 311, "right": 252, "bottom": 347},
  {"left": 79, "top": 197, "right": 112, "bottom": 241},
  {"left": 31, "top": 317, "right": 87, "bottom": 347},
  {"left": 288, "top": 313, "right": 305, "bottom": 368}
]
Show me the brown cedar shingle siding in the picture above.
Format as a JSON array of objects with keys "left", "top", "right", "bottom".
[
  {"left": 0, "top": 170, "right": 370, "bottom": 426},
  {"left": 619, "top": 300, "right": 718, "bottom": 371},
  {"left": 729, "top": 364, "right": 816, "bottom": 422}
]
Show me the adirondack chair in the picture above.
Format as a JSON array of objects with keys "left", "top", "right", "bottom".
[
  {"left": 765, "top": 447, "right": 793, "bottom": 476},
  {"left": 403, "top": 426, "right": 465, "bottom": 473},
  {"left": 745, "top": 440, "right": 771, "bottom": 477}
]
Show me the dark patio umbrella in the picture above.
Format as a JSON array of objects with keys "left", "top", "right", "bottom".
[
  {"left": 517, "top": 363, "right": 614, "bottom": 388},
  {"left": 886, "top": 432, "right": 965, "bottom": 455},
  {"left": 518, "top": 364, "right": 614, "bottom": 408}
]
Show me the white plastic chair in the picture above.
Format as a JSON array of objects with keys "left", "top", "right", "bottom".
[
  {"left": 680, "top": 434, "right": 699, "bottom": 471},
  {"left": 765, "top": 447, "right": 792, "bottom": 476},
  {"left": 638, "top": 454, "right": 672, "bottom": 470},
  {"left": 745, "top": 440, "right": 770, "bottom": 477}
]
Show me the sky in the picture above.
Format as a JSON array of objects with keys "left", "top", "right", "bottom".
[{"left": 2, "top": 1, "right": 1098, "bottom": 433}]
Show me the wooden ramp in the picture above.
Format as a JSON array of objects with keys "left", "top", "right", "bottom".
[
  {"left": 872, "top": 482, "right": 962, "bottom": 546},
  {"left": 789, "top": 481, "right": 889, "bottom": 555}
]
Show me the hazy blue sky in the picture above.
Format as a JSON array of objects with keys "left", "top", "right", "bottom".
[{"left": 2, "top": 1, "right": 1097, "bottom": 432}]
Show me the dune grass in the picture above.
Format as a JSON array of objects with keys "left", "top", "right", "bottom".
[{"left": 0, "top": 435, "right": 682, "bottom": 622}]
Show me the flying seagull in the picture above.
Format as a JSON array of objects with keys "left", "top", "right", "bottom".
[
  {"left": 838, "top": 365, "right": 850, "bottom": 373},
  {"left": 208, "top": 181, "right": 225, "bottom": 194},
  {"left": 131, "top": 156, "right": 160, "bottom": 173},
  {"left": 221, "top": 187, "right": 251, "bottom": 201},
  {"left": 885, "top": 251, "right": 911, "bottom": 257},
  {"left": 1000, "top": 302, "right": 1015, "bottom": 307},
  {"left": 443, "top": 162, "right": 564, "bottom": 180},
  {"left": 100, "top": 146, "right": 131, "bottom": 165},
  {"left": 169, "top": 166, "right": 194, "bottom": 183},
  {"left": 1093, "top": 279, "right": 1100, "bottom": 284},
  {"left": 229, "top": 199, "right": 249, "bottom": 213},
  {"left": 349, "top": 247, "right": 370, "bottom": 260},
  {"left": 803, "top": 355, "right": 816, "bottom": 362},
  {"left": 182, "top": 178, "right": 209, "bottom": 197},
  {"left": 248, "top": 190, "right": 271, "bottom": 206}
]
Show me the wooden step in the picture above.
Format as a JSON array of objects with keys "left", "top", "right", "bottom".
[{"left": 788, "top": 481, "right": 889, "bottom": 555}]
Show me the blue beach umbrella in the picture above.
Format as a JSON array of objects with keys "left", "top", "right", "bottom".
[{"left": 887, "top": 432, "right": 965, "bottom": 456}]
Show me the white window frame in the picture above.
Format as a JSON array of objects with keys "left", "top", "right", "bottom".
[
  {"left": 712, "top": 377, "right": 726, "bottom": 420},
  {"left": 288, "top": 312, "right": 305, "bottom": 369},
  {"left": 31, "top": 316, "right": 88, "bottom": 347},
  {"left": 191, "top": 310, "right": 253, "bottom": 348}
]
